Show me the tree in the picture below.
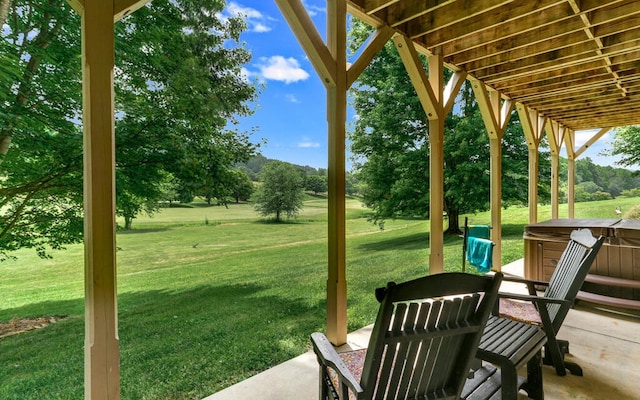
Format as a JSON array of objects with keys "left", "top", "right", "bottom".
[
  {"left": 348, "top": 20, "right": 547, "bottom": 233},
  {"left": 229, "top": 169, "right": 254, "bottom": 203},
  {"left": 0, "top": 0, "right": 260, "bottom": 256},
  {"left": 112, "top": 0, "right": 259, "bottom": 224},
  {"left": 0, "top": 1, "right": 84, "bottom": 260},
  {"left": 252, "top": 161, "right": 305, "bottom": 222},
  {"left": 609, "top": 126, "right": 640, "bottom": 168},
  {"left": 305, "top": 175, "right": 327, "bottom": 194}
]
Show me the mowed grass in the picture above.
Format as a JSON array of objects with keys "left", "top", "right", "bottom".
[{"left": 1, "top": 195, "right": 638, "bottom": 399}]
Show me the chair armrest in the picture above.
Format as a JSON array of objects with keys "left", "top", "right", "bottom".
[
  {"left": 501, "top": 274, "right": 550, "bottom": 296},
  {"left": 498, "top": 292, "right": 571, "bottom": 308},
  {"left": 502, "top": 274, "right": 550, "bottom": 287},
  {"left": 311, "top": 332, "right": 363, "bottom": 397}
]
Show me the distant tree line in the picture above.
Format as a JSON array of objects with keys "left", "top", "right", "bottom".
[
  {"left": 236, "top": 154, "right": 360, "bottom": 196},
  {"left": 557, "top": 157, "right": 640, "bottom": 203}
]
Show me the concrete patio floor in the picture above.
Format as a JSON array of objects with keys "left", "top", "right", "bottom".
[{"left": 204, "top": 260, "right": 640, "bottom": 400}]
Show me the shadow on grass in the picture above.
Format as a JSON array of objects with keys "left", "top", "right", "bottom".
[
  {"left": 252, "top": 219, "right": 307, "bottom": 225},
  {"left": 0, "top": 283, "right": 326, "bottom": 400},
  {"left": 501, "top": 223, "right": 527, "bottom": 238},
  {"left": 357, "top": 231, "right": 430, "bottom": 251},
  {"left": 117, "top": 227, "right": 172, "bottom": 234}
]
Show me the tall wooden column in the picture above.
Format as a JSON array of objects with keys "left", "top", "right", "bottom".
[
  {"left": 79, "top": 3, "right": 119, "bottom": 398},
  {"left": 517, "top": 104, "right": 546, "bottom": 225},
  {"left": 427, "top": 53, "right": 445, "bottom": 274},
  {"left": 472, "top": 80, "right": 513, "bottom": 271},
  {"left": 325, "top": 0, "right": 348, "bottom": 346},
  {"left": 546, "top": 121, "right": 564, "bottom": 219},
  {"left": 565, "top": 130, "right": 576, "bottom": 218},
  {"left": 393, "top": 35, "right": 466, "bottom": 274},
  {"left": 68, "top": 0, "right": 146, "bottom": 397},
  {"left": 275, "top": 0, "right": 390, "bottom": 345}
]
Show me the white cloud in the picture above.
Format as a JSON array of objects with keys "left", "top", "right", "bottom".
[
  {"left": 298, "top": 137, "right": 321, "bottom": 148},
  {"left": 227, "top": 2, "right": 263, "bottom": 19},
  {"left": 285, "top": 94, "right": 300, "bottom": 103},
  {"left": 225, "top": 2, "right": 273, "bottom": 33},
  {"left": 257, "top": 56, "right": 309, "bottom": 84},
  {"left": 253, "top": 23, "right": 271, "bottom": 33},
  {"left": 303, "top": 1, "right": 326, "bottom": 17}
]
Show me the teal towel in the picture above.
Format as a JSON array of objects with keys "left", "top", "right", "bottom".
[
  {"left": 466, "top": 237, "right": 493, "bottom": 273},
  {"left": 468, "top": 225, "right": 490, "bottom": 239}
]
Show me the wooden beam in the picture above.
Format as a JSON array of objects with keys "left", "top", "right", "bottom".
[
  {"left": 443, "top": 70, "right": 467, "bottom": 115},
  {"left": 325, "top": 0, "right": 348, "bottom": 346},
  {"left": 471, "top": 78, "right": 513, "bottom": 139},
  {"left": 545, "top": 120, "right": 564, "bottom": 219},
  {"left": 74, "top": 1, "right": 120, "bottom": 398},
  {"left": 565, "top": 129, "right": 576, "bottom": 218},
  {"left": 390, "top": 36, "right": 457, "bottom": 274},
  {"left": 113, "top": 0, "right": 148, "bottom": 21},
  {"left": 404, "top": 0, "right": 515, "bottom": 38},
  {"left": 393, "top": 35, "right": 439, "bottom": 119},
  {"left": 567, "top": 144, "right": 576, "bottom": 218},
  {"left": 347, "top": 26, "right": 394, "bottom": 88},
  {"left": 517, "top": 103, "right": 546, "bottom": 224},
  {"left": 575, "top": 127, "right": 611, "bottom": 158},
  {"left": 274, "top": 0, "right": 336, "bottom": 86},
  {"left": 471, "top": 78, "right": 514, "bottom": 271}
]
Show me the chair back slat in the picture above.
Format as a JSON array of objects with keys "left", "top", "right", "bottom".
[
  {"left": 360, "top": 273, "right": 500, "bottom": 399},
  {"left": 544, "top": 229, "right": 605, "bottom": 330}
]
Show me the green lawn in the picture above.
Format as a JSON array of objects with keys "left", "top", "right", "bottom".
[{"left": 1, "top": 196, "right": 638, "bottom": 399}]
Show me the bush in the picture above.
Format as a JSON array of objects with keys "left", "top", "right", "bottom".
[
  {"left": 623, "top": 204, "right": 640, "bottom": 220},
  {"left": 620, "top": 188, "right": 640, "bottom": 198}
]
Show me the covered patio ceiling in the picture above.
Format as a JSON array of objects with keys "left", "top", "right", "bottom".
[{"left": 347, "top": 0, "right": 640, "bottom": 131}]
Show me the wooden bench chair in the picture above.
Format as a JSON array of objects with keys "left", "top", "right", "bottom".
[
  {"left": 311, "top": 272, "right": 506, "bottom": 400},
  {"left": 478, "top": 228, "right": 605, "bottom": 381}
]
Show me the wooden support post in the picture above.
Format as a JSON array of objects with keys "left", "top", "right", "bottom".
[
  {"left": 565, "top": 130, "right": 576, "bottom": 219},
  {"left": 471, "top": 79, "right": 514, "bottom": 271},
  {"left": 551, "top": 154, "right": 560, "bottom": 219},
  {"left": 67, "top": 0, "right": 147, "bottom": 397},
  {"left": 79, "top": 3, "right": 119, "bottom": 399},
  {"left": 545, "top": 121, "right": 564, "bottom": 219},
  {"left": 517, "top": 103, "right": 545, "bottom": 225},
  {"left": 275, "top": 0, "right": 392, "bottom": 345},
  {"left": 325, "top": 0, "right": 347, "bottom": 346},
  {"left": 428, "top": 53, "right": 445, "bottom": 274},
  {"left": 567, "top": 157, "right": 575, "bottom": 218},
  {"left": 393, "top": 36, "right": 465, "bottom": 274},
  {"left": 490, "top": 138, "right": 503, "bottom": 270}
]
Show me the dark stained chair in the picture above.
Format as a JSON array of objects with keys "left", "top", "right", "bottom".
[
  {"left": 478, "top": 228, "right": 605, "bottom": 384},
  {"left": 311, "top": 272, "right": 508, "bottom": 400}
]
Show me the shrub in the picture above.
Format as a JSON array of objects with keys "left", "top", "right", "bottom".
[{"left": 623, "top": 204, "right": 640, "bottom": 220}]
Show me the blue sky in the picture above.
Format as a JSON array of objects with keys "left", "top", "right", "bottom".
[
  {"left": 222, "top": 1, "right": 622, "bottom": 170},
  {"left": 222, "top": 1, "right": 331, "bottom": 169}
]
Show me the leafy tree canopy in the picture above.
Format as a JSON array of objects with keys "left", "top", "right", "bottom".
[
  {"left": 608, "top": 126, "right": 640, "bottom": 168},
  {"left": 0, "top": 0, "right": 259, "bottom": 259},
  {"left": 348, "top": 20, "right": 548, "bottom": 233},
  {"left": 252, "top": 161, "right": 305, "bottom": 222}
]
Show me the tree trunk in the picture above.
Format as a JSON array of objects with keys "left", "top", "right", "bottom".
[
  {"left": 445, "top": 209, "right": 461, "bottom": 235},
  {"left": 124, "top": 215, "right": 133, "bottom": 230}
]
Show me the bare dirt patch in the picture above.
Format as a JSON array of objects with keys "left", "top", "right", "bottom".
[{"left": 0, "top": 316, "right": 65, "bottom": 339}]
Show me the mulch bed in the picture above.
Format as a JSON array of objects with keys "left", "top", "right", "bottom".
[{"left": 0, "top": 316, "right": 65, "bottom": 339}]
